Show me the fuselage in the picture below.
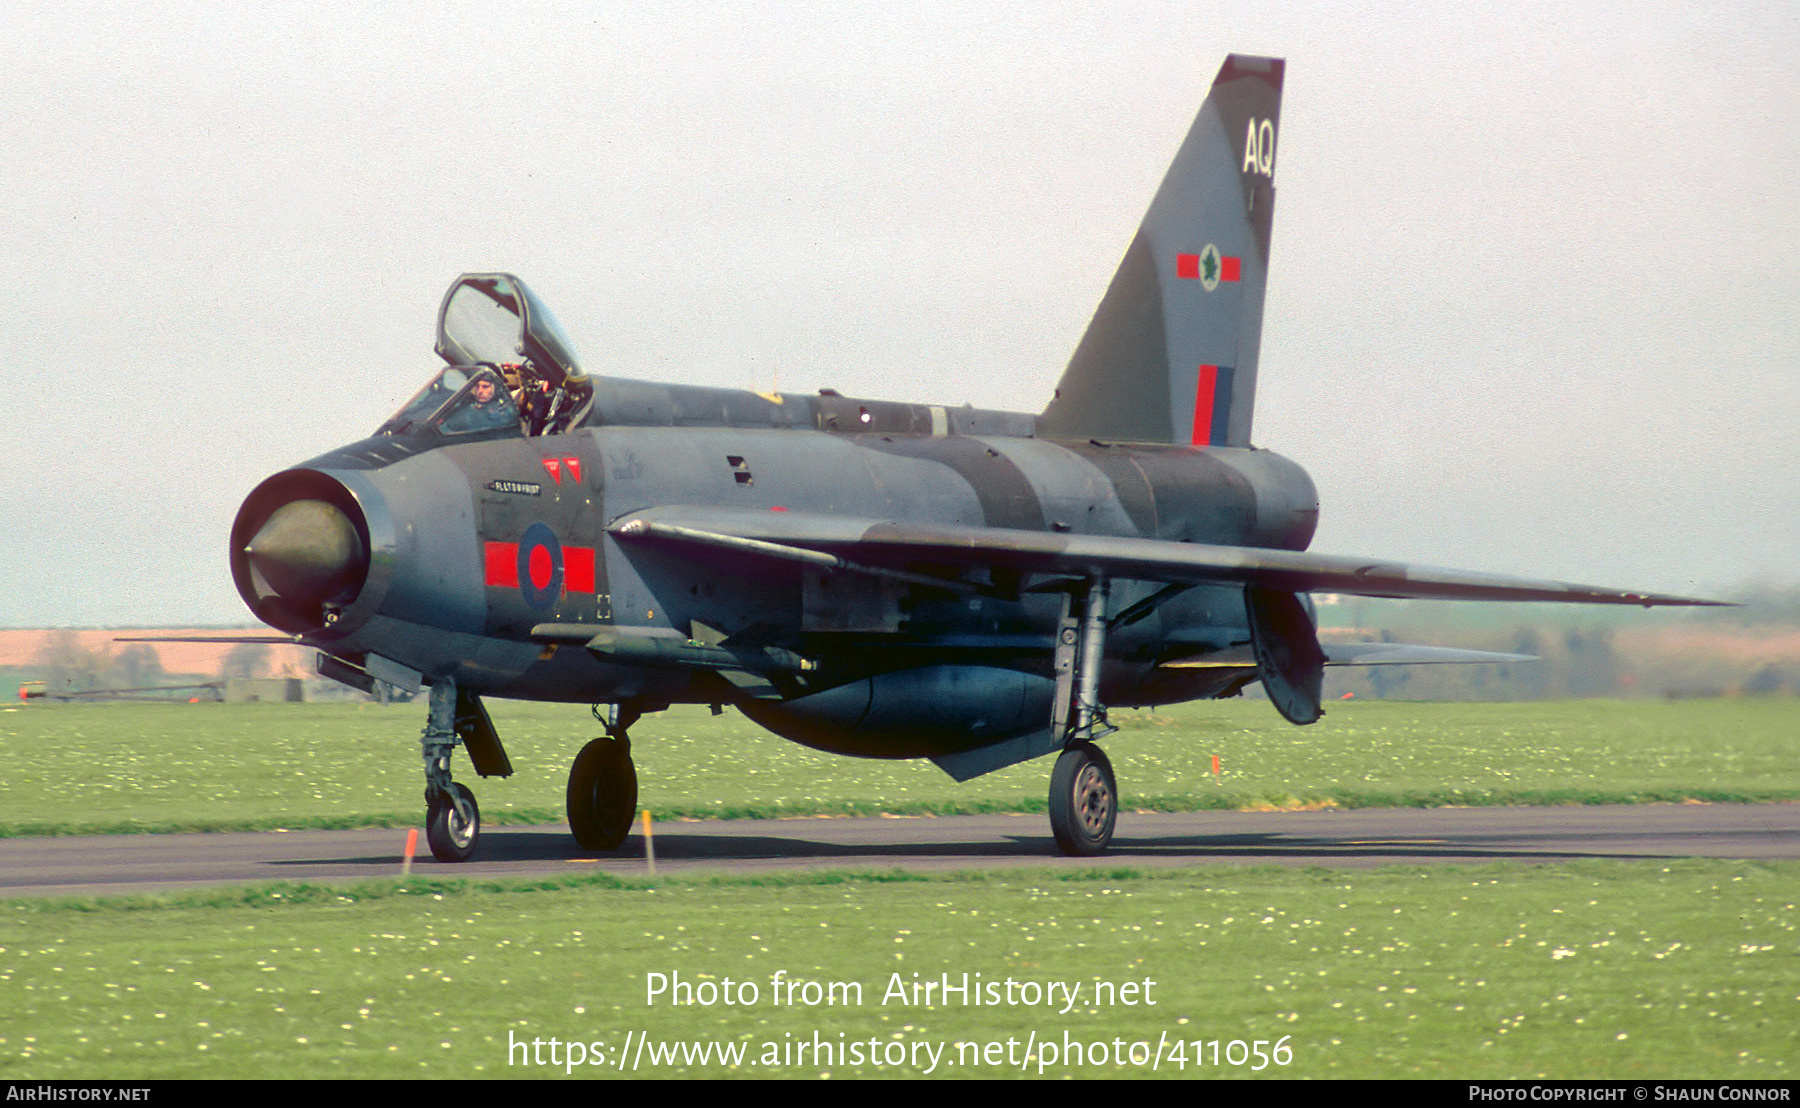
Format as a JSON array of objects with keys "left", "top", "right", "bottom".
[{"left": 235, "top": 376, "right": 1319, "bottom": 758}]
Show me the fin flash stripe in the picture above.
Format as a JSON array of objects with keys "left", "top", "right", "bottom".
[{"left": 1192, "top": 364, "right": 1235, "bottom": 446}]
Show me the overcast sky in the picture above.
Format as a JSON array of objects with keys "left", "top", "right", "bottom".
[{"left": 2, "top": 1, "right": 1795, "bottom": 627}]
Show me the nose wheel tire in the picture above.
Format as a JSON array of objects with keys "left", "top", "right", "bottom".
[
  {"left": 426, "top": 782, "right": 481, "bottom": 863},
  {"left": 567, "top": 737, "right": 638, "bottom": 851},
  {"left": 1048, "top": 742, "right": 1117, "bottom": 856}
]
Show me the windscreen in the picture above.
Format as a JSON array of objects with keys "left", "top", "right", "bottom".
[{"left": 377, "top": 367, "right": 522, "bottom": 438}]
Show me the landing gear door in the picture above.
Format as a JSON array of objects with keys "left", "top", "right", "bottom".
[
  {"left": 1245, "top": 586, "right": 1326, "bottom": 725},
  {"left": 435, "top": 273, "right": 586, "bottom": 392}
]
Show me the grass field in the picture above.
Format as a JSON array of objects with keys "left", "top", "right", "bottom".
[
  {"left": 1, "top": 697, "right": 1797, "bottom": 836},
  {"left": 1, "top": 861, "right": 1793, "bottom": 1079},
  {"left": 1, "top": 697, "right": 1795, "bottom": 1080}
]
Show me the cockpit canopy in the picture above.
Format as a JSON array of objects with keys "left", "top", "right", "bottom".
[
  {"left": 378, "top": 273, "right": 593, "bottom": 439},
  {"left": 436, "top": 273, "right": 586, "bottom": 390}
]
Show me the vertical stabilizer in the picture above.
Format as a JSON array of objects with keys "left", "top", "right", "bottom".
[{"left": 1040, "top": 55, "right": 1283, "bottom": 447}]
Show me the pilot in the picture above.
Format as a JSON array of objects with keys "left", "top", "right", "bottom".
[{"left": 442, "top": 374, "right": 519, "bottom": 433}]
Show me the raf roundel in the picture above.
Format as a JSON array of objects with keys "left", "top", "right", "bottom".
[{"left": 515, "top": 522, "right": 565, "bottom": 611}]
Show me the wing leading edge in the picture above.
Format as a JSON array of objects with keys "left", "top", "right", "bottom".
[{"left": 608, "top": 507, "right": 1724, "bottom": 608}]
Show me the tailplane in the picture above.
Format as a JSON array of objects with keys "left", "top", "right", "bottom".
[{"left": 1040, "top": 54, "right": 1283, "bottom": 447}]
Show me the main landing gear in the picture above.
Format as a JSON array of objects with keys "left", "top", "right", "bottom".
[
  {"left": 567, "top": 702, "right": 640, "bottom": 851},
  {"left": 1047, "top": 579, "right": 1120, "bottom": 857},
  {"left": 1049, "top": 743, "right": 1117, "bottom": 856}
]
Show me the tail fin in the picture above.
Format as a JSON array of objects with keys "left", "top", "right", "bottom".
[{"left": 1040, "top": 54, "right": 1283, "bottom": 447}]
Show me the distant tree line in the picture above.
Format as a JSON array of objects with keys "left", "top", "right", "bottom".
[
  {"left": 27, "top": 634, "right": 270, "bottom": 693},
  {"left": 1319, "top": 623, "right": 1796, "bottom": 701}
]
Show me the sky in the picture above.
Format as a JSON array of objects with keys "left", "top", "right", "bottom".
[{"left": 2, "top": 0, "right": 1796, "bottom": 627}]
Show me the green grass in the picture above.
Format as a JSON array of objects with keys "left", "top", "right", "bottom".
[
  {"left": 2, "top": 699, "right": 1795, "bottom": 1080},
  {"left": 1, "top": 862, "right": 1793, "bottom": 1079},
  {"left": 1, "top": 699, "right": 1796, "bottom": 836}
]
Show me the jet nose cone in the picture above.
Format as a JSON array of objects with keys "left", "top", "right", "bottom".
[
  {"left": 245, "top": 498, "right": 368, "bottom": 607},
  {"left": 234, "top": 469, "right": 384, "bottom": 635}
]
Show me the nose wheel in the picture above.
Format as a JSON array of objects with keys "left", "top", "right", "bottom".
[
  {"left": 426, "top": 781, "right": 481, "bottom": 863},
  {"left": 1048, "top": 742, "right": 1116, "bottom": 856}
]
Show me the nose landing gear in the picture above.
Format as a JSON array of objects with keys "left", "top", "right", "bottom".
[{"left": 420, "top": 681, "right": 481, "bottom": 862}]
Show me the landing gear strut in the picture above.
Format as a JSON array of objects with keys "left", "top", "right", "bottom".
[
  {"left": 1047, "top": 579, "right": 1120, "bottom": 856},
  {"left": 421, "top": 680, "right": 481, "bottom": 862},
  {"left": 567, "top": 702, "right": 640, "bottom": 851}
]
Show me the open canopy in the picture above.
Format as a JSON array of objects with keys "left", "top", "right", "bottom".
[
  {"left": 435, "top": 272, "right": 586, "bottom": 390},
  {"left": 376, "top": 274, "right": 593, "bottom": 438}
]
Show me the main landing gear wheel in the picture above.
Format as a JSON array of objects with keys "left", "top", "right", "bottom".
[
  {"left": 426, "top": 782, "right": 481, "bottom": 863},
  {"left": 1048, "top": 742, "right": 1117, "bottom": 856},
  {"left": 567, "top": 736, "right": 638, "bottom": 851}
]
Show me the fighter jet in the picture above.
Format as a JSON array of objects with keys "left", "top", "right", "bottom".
[{"left": 224, "top": 55, "right": 1718, "bottom": 862}]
